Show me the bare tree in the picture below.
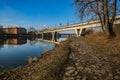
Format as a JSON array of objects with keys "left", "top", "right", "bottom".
[
  {"left": 74, "top": 0, "right": 119, "bottom": 37},
  {"left": 59, "top": 23, "right": 62, "bottom": 27},
  {"left": 29, "top": 27, "right": 36, "bottom": 32}
]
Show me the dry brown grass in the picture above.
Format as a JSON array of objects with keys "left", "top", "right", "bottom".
[
  {"left": 79, "top": 26, "right": 120, "bottom": 67},
  {"left": 28, "top": 57, "right": 38, "bottom": 64}
]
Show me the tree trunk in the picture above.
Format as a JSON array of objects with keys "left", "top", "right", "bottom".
[
  {"left": 108, "top": 0, "right": 117, "bottom": 37},
  {"left": 104, "top": 0, "right": 115, "bottom": 38},
  {"left": 108, "top": 23, "right": 116, "bottom": 38}
]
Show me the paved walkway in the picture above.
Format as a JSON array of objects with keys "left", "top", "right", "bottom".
[{"left": 62, "top": 40, "right": 119, "bottom": 80}]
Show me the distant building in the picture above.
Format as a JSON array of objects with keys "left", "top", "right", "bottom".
[
  {"left": 3, "top": 27, "right": 27, "bottom": 35},
  {"left": 0, "top": 25, "right": 3, "bottom": 36}
]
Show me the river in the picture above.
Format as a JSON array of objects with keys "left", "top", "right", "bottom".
[
  {"left": 0, "top": 37, "right": 55, "bottom": 72},
  {"left": 0, "top": 33, "right": 75, "bottom": 72}
]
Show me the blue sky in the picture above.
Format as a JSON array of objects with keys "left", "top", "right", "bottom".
[{"left": 0, "top": 0, "right": 79, "bottom": 29}]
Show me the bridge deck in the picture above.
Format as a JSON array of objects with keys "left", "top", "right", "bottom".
[{"left": 37, "top": 15, "right": 120, "bottom": 33}]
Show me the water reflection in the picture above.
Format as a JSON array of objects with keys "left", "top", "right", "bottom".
[
  {"left": 0, "top": 34, "right": 74, "bottom": 71},
  {"left": 5, "top": 38, "right": 27, "bottom": 45},
  {"left": 0, "top": 37, "right": 54, "bottom": 72},
  {"left": 0, "top": 39, "right": 4, "bottom": 49},
  {"left": 0, "top": 38, "right": 27, "bottom": 49}
]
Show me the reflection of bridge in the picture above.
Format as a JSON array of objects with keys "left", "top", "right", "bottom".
[
  {"left": 36, "top": 15, "right": 120, "bottom": 42},
  {"left": 36, "top": 38, "right": 60, "bottom": 44}
]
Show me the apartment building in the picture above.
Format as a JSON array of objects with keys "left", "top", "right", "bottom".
[{"left": 4, "top": 27, "right": 27, "bottom": 35}]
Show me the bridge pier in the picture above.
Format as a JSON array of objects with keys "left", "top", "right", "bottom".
[
  {"left": 51, "top": 32, "right": 57, "bottom": 41},
  {"left": 75, "top": 28, "right": 83, "bottom": 37}
]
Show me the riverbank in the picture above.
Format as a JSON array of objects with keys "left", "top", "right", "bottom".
[
  {"left": 62, "top": 27, "right": 120, "bottom": 80},
  {"left": 63, "top": 37, "right": 120, "bottom": 80},
  {"left": 0, "top": 27, "right": 120, "bottom": 80},
  {"left": 0, "top": 37, "right": 72, "bottom": 80}
]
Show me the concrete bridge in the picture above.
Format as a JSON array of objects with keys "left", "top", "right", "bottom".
[{"left": 36, "top": 15, "right": 120, "bottom": 42}]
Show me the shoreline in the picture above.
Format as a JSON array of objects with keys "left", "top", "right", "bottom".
[
  {"left": 0, "top": 28, "right": 120, "bottom": 80},
  {"left": 0, "top": 38, "right": 72, "bottom": 80}
]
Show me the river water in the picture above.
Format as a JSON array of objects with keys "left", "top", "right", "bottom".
[
  {"left": 0, "top": 33, "right": 74, "bottom": 72},
  {"left": 0, "top": 38, "right": 55, "bottom": 72}
]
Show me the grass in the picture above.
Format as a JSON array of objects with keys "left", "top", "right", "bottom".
[{"left": 78, "top": 26, "right": 120, "bottom": 69}]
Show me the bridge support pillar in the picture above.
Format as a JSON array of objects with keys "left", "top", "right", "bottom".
[
  {"left": 51, "top": 32, "right": 57, "bottom": 42},
  {"left": 52, "top": 32, "right": 55, "bottom": 41},
  {"left": 75, "top": 28, "right": 83, "bottom": 37}
]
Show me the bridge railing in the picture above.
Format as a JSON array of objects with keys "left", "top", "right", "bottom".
[{"left": 37, "top": 15, "right": 120, "bottom": 33}]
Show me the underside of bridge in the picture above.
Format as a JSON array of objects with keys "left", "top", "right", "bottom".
[
  {"left": 37, "top": 32, "right": 57, "bottom": 42},
  {"left": 37, "top": 28, "right": 85, "bottom": 43}
]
